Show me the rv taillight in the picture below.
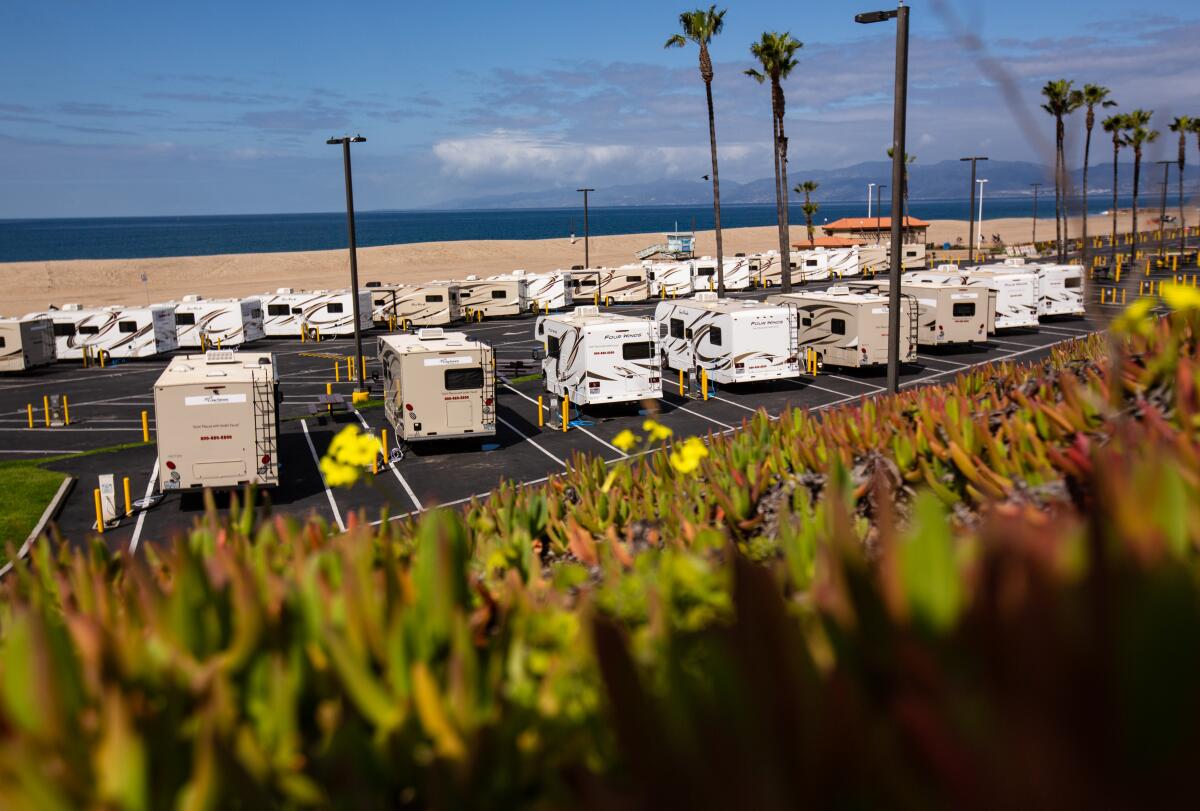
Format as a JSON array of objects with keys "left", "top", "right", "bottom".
[
  {"left": 649, "top": 376, "right": 660, "bottom": 383},
  {"left": 734, "top": 362, "right": 745, "bottom": 369},
  {"left": 589, "top": 381, "right": 600, "bottom": 389},
  {"left": 261, "top": 455, "right": 271, "bottom": 465},
  {"left": 484, "top": 397, "right": 493, "bottom": 406},
  {"left": 405, "top": 403, "right": 414, "bottom": 411},
  {"left": 165, "top": 461, "right": 176, "bottom": 470}
]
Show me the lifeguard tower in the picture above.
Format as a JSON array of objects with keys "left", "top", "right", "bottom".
[{"left": 636, "top": 231, "right": 696, "bottom": 260}]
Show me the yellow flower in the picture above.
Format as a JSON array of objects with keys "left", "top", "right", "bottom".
[
  {"left": 600, "top": 468, "right": 619, "bottom": 494},
  {"left": 642, "top": 419, "right": 673, "bottom": 442},
  {"left": 320, "top": 456, "right": 360, "bottom": 488},
  {"left": 669, "top": 436, "right": 709, "bottom": 474},
  {"left": 320, "top": 425, "right": 383, "bottom": 487},
  {"left": 1111, "top": 297, "right": 1156, "bottom": 336},
  {"left": 612, "top": 429, "right": 640, "bottom": 452},
  {"left": 1160, "top": 282, "right": 1200, "bottom": 312}
]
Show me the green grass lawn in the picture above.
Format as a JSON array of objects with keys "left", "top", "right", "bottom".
[{"left": 0, "top": 463, "right": 68, "bottom": 545}]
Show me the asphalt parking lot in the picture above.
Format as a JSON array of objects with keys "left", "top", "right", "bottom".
[{"left": 0, "top": 256, "right": 1172, "bottom": 554}]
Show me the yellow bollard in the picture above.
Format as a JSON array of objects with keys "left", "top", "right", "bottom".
[
  {"left": 301, "top": 328, "right": 306, "bottom": 343},
  {"left": 326, "top": 382, "right": 333, "bottom": 413},
  {"left": 63, "top": 395, "right": 69, "bottom": 426},
  {"left": 1115, "top": 265, "right": 1121, "bottom": 283},
  {"left": 346, "top": 357, "right": 353, "bottom": 381},
  {"left": 361, "top": 356, "right": 367, "bottom": 383},
  {"left": 381, "top": 429, "right": 389, "bottom": 462},
  {"left": 678, "top": 369, "right": 685, "bottom": 396},
  {"left": 562, "top": 394, "right": 569, "bottom": 433},
  {"left": 141, "top": 410, "right": 149, "bottom": 443},
  {"left": 94, "top": 488, "right": 104, "bottom": 534},
  {"left": 537, "top": 395, "right": 544, "bottom": 427},
  {"left": 594, "top": 291, "right": 599, "bottom": 306},
  {"left": 43, "top": 394, "right": 49, "bottom": 427},
  {"left": 27, "top": 404, "right": 33, "bottom": 429},
  {"left": 123, "top": 476, "right": 132, "bottom": 516},
  {"left": 1121, "top": 289, "right": 1127, "bottom": 305},
  {"left": 700, "top": 368, "right": 708, "bottom": 401},
  {"left": 99, "top": 350, "right": 106, "bottom": 368},
  {"left": 335, "top": 361, "right": 340, "bottom": 382},
  {"left": 1173, "top": 255, "right": 1178, "bottom": 272}
]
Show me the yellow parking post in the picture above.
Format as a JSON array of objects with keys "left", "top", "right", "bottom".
[
  {"left": 700, "top": 368, "right": 709, "bottom": 401},
  {"left": 27, "top": 404, "right": 33, "bottom": 429},
  {"left": 141, "top": 410, "right": 149, "bottom": 443},
  {"left": 63, "top": 396, "right": 69, "bottom": 426},
  {"left": 326, "top": 382, "right": 333, "bottom": 413},
  {"left": 300, "top": 329, "right": 306, "bottom": 344},
  {"left": 43, "top": 395, "right": 50, "bottom": 427},
  {"left": 361, "top": 355, "right": 367, "bottom": 383},
  {"left": 123, "top": 476, "right": 132, "bottom": 516},
  {"left": 562, "top": 394, "right": 569, "bottom": 432},
  {"left": 678, "top": 369, "right": 685, "bottom": 396},
  {"left": 537, "top": 395, "right": 545, "bottom": 427},
  {"left": 98, "top": 350, "right": 106, "bottom": 368},
  {"left": 94, "top": 489, "right": 104, "bottom": 534},
  {"left": 593, "top": 291, "right": 599, "bottom": 306},
  {"left": 1121, "top": 289, "right": 1127, "bottom": 305},
  {"left": 1115, "top": 265, "right": 1121, "bottom": 283},
  {"left": 335, "top": 361, "right": 341, "bottom": 382},
  {"left": 346, "top": 357, "right": 353, "bottom": 381}
]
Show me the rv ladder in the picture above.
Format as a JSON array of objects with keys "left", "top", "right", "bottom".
[
  {"left": 481, "top": 346, "right": 497, "bottom": 427},
  {"left": 788, "top": 308, "right": 802, "bottom": 371},
  {"left": 902, "top": 293, "right": 919, "bottom": 357},
  {"left": 252, "top": 371, "right": 278, "bottom": 483}
]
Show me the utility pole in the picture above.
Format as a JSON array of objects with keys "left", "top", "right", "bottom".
[
  {"left": 875, "top": 185, "right": 886, "bottom": 244},
  {"left": 1030, "top": 182, "right": 1042, "bottom": 246},
  {"left": 856, "top": 1, "right": 908, "bottom": 395},
  {"left": 327, "top": 134, "right": 367, "bottom": 392},
  {"left": 867, "top": 182, "right": 875, "bottom": 218},
  {"left": 960, "top": 156, "right": 988, "bottom": 264},
  {"left": 577, "top": 188, "right": 595, "bottom": 300},
  {"left": 1155, "top": 160, "right": 1172, "bottom": 259}
]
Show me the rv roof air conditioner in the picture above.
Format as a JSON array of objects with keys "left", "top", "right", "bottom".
[
  {"left": 62, "top": 303, "right": 83, "bottom": 311},
  {"left": 366, "top": 281, "right": 382, "bottom": 287},
  {"left": 276, "top": 288, "right": 293, "bottom": 294},
  {"left": 571, "top": 265, "right": 584, "bottom": 270},
  {"left": 574, "top": 305, "right": 600, "bottom": 317},
  {"left": 204, "top": 350, "right": 238, "bottom": 363},
  {"left": 694, "top": 292, "right": 719, "bottom": 302},
  {"left": 936, "top": 264, "right": 959, "bottom": 272},
  {"left": 418, "top": 327, "right": 445, "bottom": 340},
  {"left": 827, "top": 286, "right": 851, "bottom": 296},
  {"left": 464, "top": 275, "right": 479, "bottom": 281},
  {"left": 182, "top": 294, "right": 203, "bottom": 303},
  {"left": 1003, "top": 258, "right": 1026, "bottom": 266}
]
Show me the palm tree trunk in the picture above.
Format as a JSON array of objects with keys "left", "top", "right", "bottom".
[
  {"left": 1054, "top": 120, "right": 1063, "bottom": 262},
  {"left": 1058, "top": 119, "right": 1068, "bottom": 262},
  {"left": 1132, "top": 147, "right": 1141, "bottom": 261},
  {"left": 1111, "top": 143, "right": 1119, "bottom": 267},
  {"left": 778, "top": 116, "right": 793, "bottom": 289},
  {"left": 704, "top": 78, "right": 724, "bottom": 296},
  {"left": 1179, "top": 142, "right": 1187, "bottom": 254},
  {"left": 770, "top": 110, "right": 787, "bottom": 292},
  {"left": 1082, "top": 124, "right": 1092, "bottom": 271}
]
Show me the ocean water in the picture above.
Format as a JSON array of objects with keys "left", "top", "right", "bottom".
[{"left": 0, "top": 196, "right": 1142, "bottom": 263}]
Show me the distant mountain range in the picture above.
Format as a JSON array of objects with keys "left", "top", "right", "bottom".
[{"left": 431, "top": 159, "right": 1199, "bottom": 210}]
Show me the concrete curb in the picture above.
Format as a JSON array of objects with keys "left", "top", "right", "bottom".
[{"left": 0, "top": 475, "right": 75, "bottom": 578}]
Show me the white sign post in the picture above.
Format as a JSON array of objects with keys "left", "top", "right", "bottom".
[{"left": 98, "top": 474, "right": 118, "bottom": 526}]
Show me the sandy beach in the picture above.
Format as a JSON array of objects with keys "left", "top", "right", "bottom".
[{"left": 0, "top": 211, "right": 1154, "bottom": 317}]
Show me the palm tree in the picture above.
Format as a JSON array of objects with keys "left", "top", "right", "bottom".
[
  {"left": 1079, "top": 85, "right": 1116, "bottom": 270},
  {"left": 666, "top": 6, "right": 729, "bottom": 295},
  {"left": 1101, "top": 113, "right": 1128, "bottom": 266},
  {"left": 1123, "top": 109, "right": 1159, "bottom": 263},
  {"left": 886, "top": 147, "right": 916, "bottom": 209},
  {"left": 794, "top": 180, "right": 819, "bottom": 245},
  {"left": 1169, "top": 116, "right": 1194, "bottom": 252},
  {"left": 1041, "top": 79, "right": 1083, "bottom": 262},
  {"left": 745, "top": 31, "right": 802, "bottom": 291}
]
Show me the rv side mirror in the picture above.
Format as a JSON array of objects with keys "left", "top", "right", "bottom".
[{"left": 532, "top": 347, "right": 545, "bottom": 361}]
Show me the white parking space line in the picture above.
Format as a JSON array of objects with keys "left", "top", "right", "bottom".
[
  {"left": 350, "top": 409, "right": 423, "bottom": 511},
  {"left": 825, "top": 373, "right": 886, "bottom": 390},
  {"left": 0, "top": 448, "right": 84, "bottom": 455},
  {"left": 499, "top": 383, "right": 627, "bottom": 456},
  {"left": 986, "top": 337, "right": 1039, "bottom": 349},
  {"left": 0, "top": 426, "right": 147, "bottom": 433},
  {"left": 710, "top": 394, "right": 763, "bottom": 415},
  {"left": 917, "top": 355, "right": 969, "bottom": 368},
  {"left": 301, "top": 419, "right": 346, "bottom": 532},
  {"left": 496, "top": 415, "right": 568, "bottom": 468},
  {"left": 669, "top": 402, "right": 736, "bottom": 430},
  {"left": 128, "top": 459, "right": 160, "bottom": 555}
]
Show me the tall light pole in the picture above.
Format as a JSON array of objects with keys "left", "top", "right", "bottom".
[
  {"left": 976, "top": 178, "right": 988, "bottom": 251},
  {"left": 874, "top": 184, "right": 887, "bottom": 244},
  {"left": 1156, "top": 160, "right": 1172, "bottom": 259},
  {"left": 960, "top": 156, "right": 988, "bottom": 264},
  {"left": 867, "top": 182, "right": 876, "bottom": 218},
  {"left": 577, "top": 187, "right": 596, "bottom": 301},
  {"left": 1030, "top": 182, "right": 1042, "bottom": 246},
  {"left": 327, "top": 134, "right": 367, "bottom": 392},
  {"left": 856, "top": 1, "right": 908, "bottom": 395}
]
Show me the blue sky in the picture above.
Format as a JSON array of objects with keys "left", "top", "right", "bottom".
[{"left": 1, "top": 0, "right": 1197, "bottom": 217}]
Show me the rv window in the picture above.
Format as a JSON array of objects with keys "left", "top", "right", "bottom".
[
  {"left": 267, "top": 305, "right": 290, "bottom": 316},
  {"left": 425, "top": 294, "right": 444, "bottom": 303},
  {"left": 444, "top": 367, "right": 484, "bottom": 391},
  {"left": 622, "top": 341, "right": 653, "bottom": 360},
  {"left": 670, "top": 318, "right": 684, "bottom": 339},
  {"left": 175, "top": 313, "right": 196, "bottom": 326},
  {"left": 801, "top": 317, "right": 812, "bottom": 327},
  {"left": 78, "top": 325, "right": 100, "bottom": 335},
  {"left": 536, "top": 323, "right": 544, "bottom": 336},
  {"left": 547, "top": 335, "right": 560, "bottom": 357},
  {"left": 647, "top": 271, "right": 656, "bottom": 280},
  {"left": 685, "top": 327, "right": 693, "bottom": 339},
  {"left": 327, "top": 303, "right": 344, "bottom": 313},
  {"left": 53, "top": 323, "right": 76, "bottom": 337},
  {"left": 806, "top": 260, "right": 818, "bottom": 267},
  {"left": 697, "top": 267, "right": 714, "bottom": 277},
  {"left": 952, "top": 303, "right": 976, "bottom": 317},
  {"left": 491, "top": 289, "right": 507, "bottom": 299},
  {"left": 708, "top": 326, "right": 723, "bottom": 346},
  {"left": 789, "top": 262, "right": 798, "bottom": 269},
  {"left": 251, "top": 308, "right": 262, "bottom": 319},
  {"left": 1064, "top": 276, "right": 1081, "bottom": 289},
  {"left": 625, "top": 275, "right": 641, "bottom": 283},
  {"left": 450, "top": 291, "right": 460, "bottom": 302},
  {"left": 291, "top": 307, "right": 303, "bottom": 314},
  {"left": 581, "top": 279, "right": 596, "bottom": 288},
  {"left": 831, "top": 318, "right": 846, "bottom": 336},
  {"left": 118, "top": 321, "right": 138, "bottom": 333},
  {"left": 0, "top": 337, "right": 5, "bottom": 347}
]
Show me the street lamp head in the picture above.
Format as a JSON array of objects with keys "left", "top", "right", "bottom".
[
  {"left": 855, "top": 9, "right": 898, "bottom": 23},
  {"left": 326, "top": 137, "right": 343, "bottom": 145},
  {"left": 960, "top": 156, "right": 989, "bottom": 162},
  {"left": 351, "top": 135, "right": 366, "bottom": 143}
]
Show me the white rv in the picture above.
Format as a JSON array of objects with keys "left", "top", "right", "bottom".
[
  {"left": 905, "top": 268, "right": 1038, "bottom": 330},
  {"left": 455, "top": 275, "right": 529, "bottom": 318},
  {"left": 259, "top": 289, "right": 372, "bottom": 338},
  {"left": 978, "top": 259, "right": 1085, "bottom": 318},
  {"left": 888, "top": 242, "right": 928, "bottom": 270},
  {"left": 30, "top": 304, "right": 178, "bottom": 360},
  {"left": 768, "top": 287, "right": 918, "bottom": 369},
  {"left": 690, "top": 256, "right": 752, "bottom": 292},
  {"left": 644, "top": 260, "right": 694, "bottom": 298},
  {"left": 535, "top": 306, "right": 662, "bottom": 406},
  {"left": 365, "top": 282, "right": 408, "bottom": 325},
  {"left": 569, "top": 266, "right": 653, "bottom": 304},
  {"left": 0, "top": 316, "right": 56, "bottom": 372},
  {"left": 748, "top": 251, "right": 786, "bottom": 288},
  {"left": 509, "top": 270, "right": 571, "bottom": 312},
  {"left": 153, "top": 350, "right": 280, "bottom": 492},
  {"left": 655, "top": 293, "right": 800, "bottom": 385},
  {"left": 379, "top": 328, "right": 496, "bottom": 448},
  {"left": 171, "top": 295, "right": 265, "bottom": 348},
  {"left": 849, "top": 280, "right": 991, "bottom": 346},
  {"left": 389, "top": 282, "right": 464, "bottom": 327}
]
